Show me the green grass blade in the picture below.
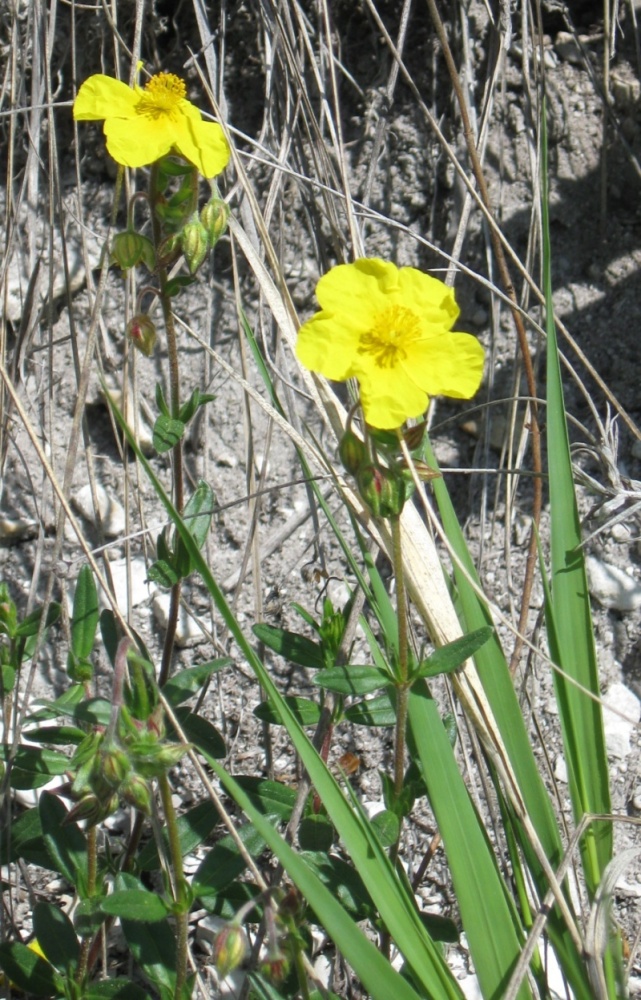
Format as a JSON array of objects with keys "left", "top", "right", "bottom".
[
  {"left": 540, "top": 97, "right": 612, "bottom": 889},
  {"left": 424, "top": 438, "right": 592, "bottom": 999},
  {"left": 210, "top": 761, "right": 425, "bottom": 1000},
  {"left": 408, "top": 683, "right": 532, "bottom": 1000}
]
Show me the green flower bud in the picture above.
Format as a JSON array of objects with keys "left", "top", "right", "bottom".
[
  {"left": 98, "top": 745, "right": 130, "bottom": 790},
  {"left": 180, "top": 213, "right": 209, "bottom": 274},
  {"left": 156, "top": 233, "right": 182, "bottom": 269},
  {"left": 356, "top": 462, "right": 408, "bottom": 518},
  {"left": 260, "top": 950, "right": 290, "bottom": 984},
  {"left": 111, "top": 230, "right": 155, "bottom": 271},
  {"left": 120, "top": 773, "right": 153, "bottom": 815},
  {"left": 338, "top": 430, "right": 366, "bottom": 476},
  {"left": 212, "top": 924, "right": 248, "bottom": 978},
  {"left": 126, "top": 314, "right": 157, "bottom": 357},
  {"left": 200, "top": 197, "right": 230, "bottom": 247}
]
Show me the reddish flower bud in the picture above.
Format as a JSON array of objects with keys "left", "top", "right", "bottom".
[
  {"left": 127, "top": 314, "right": 157, "bottom": 357},
  {"left": 356, "top": 462, "right": 408, "bottom": 518}
]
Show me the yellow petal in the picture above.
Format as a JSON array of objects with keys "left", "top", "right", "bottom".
[
  {"left": 104, "top": 115, "right": 173, "bottom": 167},
  {"left": 296, "top": 313, "right": 360, "bottom": 380},
  {"left": 314, "top": 260, "right": 390, "bottom": 323},
  {"left": 359, "top": 373, "right": 428, "bottom": 429},
  {"left": 397, "top": 266, "right": 460, "bottom": 328},
  {"left": 73, "top": 75, "right": 138, "bottom": 121},
  {"left": 175, "top": 117, "right": 231, "bottom": 178},
  {"left": 404, "top": 332, "right": 485, "bottom": 399}
]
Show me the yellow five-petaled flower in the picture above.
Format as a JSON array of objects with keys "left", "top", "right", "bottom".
[
  {"left": 296, "top": 258, "right": 485, "bottom": 430},
  {"left": 73, "top": 69, "right": 230, "bottom": 179}
]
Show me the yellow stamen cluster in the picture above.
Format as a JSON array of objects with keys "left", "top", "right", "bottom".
[{"left": 359, "top": 305, "right": 420, "bottom": 368}]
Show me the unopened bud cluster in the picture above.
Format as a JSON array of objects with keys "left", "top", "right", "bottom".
[{"left": 339, "top": 428, "right": 415, "bottom": 518}]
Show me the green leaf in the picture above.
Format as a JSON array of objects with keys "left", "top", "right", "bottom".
[
  {"left": 69, "top": 565, "right": 99, "bottom": 660},
  {"left": 415, "top": 627, "right": 493, "bottom": 679},
  {"left": 182, "top": 479, "right": 216, "bottom": 553},
  {"left": 169, "top": 707, "right": 225, "bottom": 760},
  {"left": 314, "top": 664, "right": 390, "bottom": 695},
  {"left": 165, "top": 275, "right": 195, "bottom": 297},
  {"left": 541, "top": 101, "right": 611, "bottom": 889},
  {"left": 193, "top": 822, "right": 267, "bottom": 904},
  {"left": 370, "top": 809, "right": 400, "bottom": 848},
  {"left": 178, "top": 388, "right": 216, "bottom": 424},
  {"left": 115, "top": 872, "right": 178, "bottom": 997},
  {"left": 0, "top": 941, "right": 62, "bottom": 997},
  {"left": 301, "top": 852, "right": 374, "bottom": 921},
  {"left": 408, "top": 684, "right": 531, "bottom": 1000},
  {"left": 298, "top": 816, "right": 334, "bottom": 852},
  {"left": 39, "top": 792, "right": 88, "bottom": 896},
  {"left": 33, "top": 900, "right": 79, "bottom": 976},
  {"left": 162, "top": 659, "right": 231, "bottom": 707},
  {"left": 153, "top": 414, "right": 185, "bottom": 454},
  {"left": 15, "top": 601, "right": 61, "bottom": 639},
  {"left": 0, "top": 744, "right": 69, "bottom": 789},
  {"left": 344, "top": 693, "right": 396, "bottom": 727},
  {"left": 254, "top": 696, "right": 321, "bottom": 727},
  {"left": 233, "top": 776, "right": 297, "bottom": 820},
  {"left": 147, "top": 559, "right": 180, "bottom": 589},
  {"left": 253, "top": 623, "right": 325, "bottom": 669},
  {"left": 0, "top": 805, "right": 43, "bottom": 866},
  {"left": 155, "top": 382, "right": 170, "bottom": 418},
  {"left": 100, "top": 889, "right": 169, "bottom": 923},
  {"left": 22, "top": 725, "right": 86, "bottom": 746},
  {"left": 74, "top": 896, "right": 109, "bottom": 938}
]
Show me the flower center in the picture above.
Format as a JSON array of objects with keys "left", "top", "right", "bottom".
[
  {"left": 137, "top": 73, "right": 186, "bottom": 118},
  {"left": 358, "top": 305, "right": 421, "bottom": 369}
]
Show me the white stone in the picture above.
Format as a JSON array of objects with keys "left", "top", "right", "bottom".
[
  {"left": 602, "top": 683, "right": 641, "bottom": 759},
  {"left": 104, "top": 557, "right": 151, "bottom": 611},
  {"left": 73, "top": 483, "right": 125, "bottom": 538},
  {"left": 586, "top": 556, "right": 641, "bottom": 612},
  {"left": 459, "top": 975, "right": 482, "bottom": 1000},
  {"left": 152, "top": 592, "right": 206, "bottom": 647},
  {"left": 554, "top": 756, "right": 568, "bottom": 783}
]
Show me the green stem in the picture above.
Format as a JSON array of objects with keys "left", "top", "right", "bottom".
[
  {"left": 158, "top": 772, "right": 189, "bottom": 999},
  {"left": 390, "top": 513, "right": 409, "bottom": 801},
  {"left": 149, "top": 162, "right": 184, "bottom": 687},
  {"left": 75, "top": 824, "right": 98, "bottom": 983}
]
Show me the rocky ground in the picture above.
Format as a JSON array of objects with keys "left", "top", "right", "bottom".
[{"left": 2, "top": 1, "right": 641, "bottom": 996}]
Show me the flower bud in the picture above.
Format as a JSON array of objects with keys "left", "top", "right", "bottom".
[
  {"left": 120, "top": 773, "right": 153, "bottom": 815},
  {"left": 260, "top": 950, "right": 290, "bottom": 984},
  {"left": 180, "top": 213, "right": 209, "bottom": 274},
  {"left": 111, "top": 230, "right": 155, "bottom": 271},
  {"left": 200, "top": 197, "right": 230, "bottom": 247},
  {"left": 338, "top": 430, "right": 366, "bottom": 476},
  {"left": 356, "top": 462, "right": 408, "bottom": 518},
  {"left": 99, "top": 745, "right": 130, "bottom": 790},
  {"left": 126, "top": 314, "right": 157, "bottom": 357},
  {"left": 212, "top": 924, "right": 248, "bottom": 978}
]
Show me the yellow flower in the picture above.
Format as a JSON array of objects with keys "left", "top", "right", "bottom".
[
  {"left": 296, "top": 258, "right": 485, "bottom": 429},
  {"left": 73, "top": 70, "right": 230, "bottom": 178}
]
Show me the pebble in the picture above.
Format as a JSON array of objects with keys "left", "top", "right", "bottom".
[
  {"left": 72, "top": 483, "right": 125, "bottom": 538},
  {"left": 554, "top": 756, "right": 568, "bottom": 783},
  {"left": 554, "top": 31, "right": 583, "bottom": 65},
  {"left": 586, "top": 556, "right": 641, "bottom": 612},
  {"left": 152, "top": 592, "right": 206, "bottom": 647},
  {"left": 602, "top": 682, "right": 640, "bottom": 759},
  {"left": 105, "top": 557, "right": 152, "bottom": 611}
]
